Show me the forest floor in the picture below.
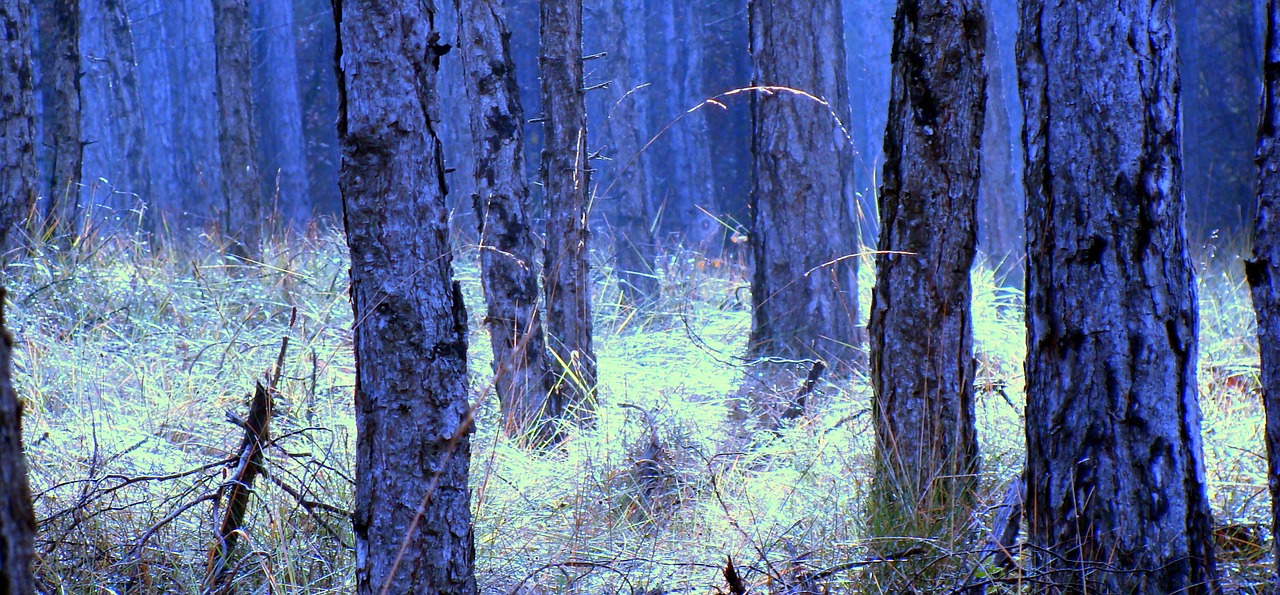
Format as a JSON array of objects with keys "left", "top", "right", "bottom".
[{"left": 2, "top": 222, "right": 1271, "bottom": 594}]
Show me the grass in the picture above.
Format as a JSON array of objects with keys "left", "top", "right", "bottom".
[{"left": 1, "top": 222, "right": 1272, "bottom": 593}]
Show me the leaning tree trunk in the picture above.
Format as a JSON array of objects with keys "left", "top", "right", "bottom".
[
  {"left": 1247, "top": 0, "right": 1280, "bottom": 578},
  {"left": 748, "top": 0, "right": 862, "bottom": 372},
  {"left": 212, "top": 0, "right": 263, "bottom": 258},
  {"left": 334, "top": 1, "right": 476, "bottom": 593},
  {"left": 540, "top": 0, "right": 597, "bottom": 414},
  {"left": 1018, "top": 0, "right": 1220, "bottom": 591},
  {"left": 455, "top": 0, "right": 556, "bottom": 442},
  {"left": 0, "top": 290, "right": 36, "bottom": 595},
  {"left": 38, "top": 0, "right": 82, "bottom": 237},
  {"left": 868, "top": 0, "right": 986, "bottom": 562},
  {"left": 1, "top": 0, "right": 37, "bottom": 256}
]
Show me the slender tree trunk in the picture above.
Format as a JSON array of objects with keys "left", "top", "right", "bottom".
[
  {"left": 1018, "top": 0, "right": 1220, "bottom": 591},
  {"left": 213, "top": 0, "right": 263, "bottom": 257},
  {"left": 868, "top": 0, "right": 985, "bottom": 558},
  {"left": 166, "top": 0, "right": 222, "bottom": 230},
  {"left": 249, "top": 0, "right": 310, "bottom": 223},
  {"left": 540, "top": 0, "right": 597, "bottom": 413},
  {"left": 293, "top": 0, "right": 341, "bottom": 215},
  {"left": 131, "top": 0, "right": 179, "bottom": 232},
  {"left": 1, "top": 0, "right": 37, "bottom": 256},
  {"left": 334, "top": 0, "right": 477, "bottom": 592},
  {"left": 1246, "top": 0, "right": 1280, "bottom": 579},
  {"left": 976, "top": 0, "right": 1023, "bottom": 285},
  {"left": 748, "top": 0, "right": 862, "bottom": 371},
  {"left": 455, "top": 0, "right": 556, "bottom": 442},
  {"left": 0, "top": 291, "right": 36, "bottom": 595},
  {"left": 38, "top": 0, "right": 82, "bottom": 237},
  {"left": 700, "top": 0, "right": 751, "bottom": 234}
]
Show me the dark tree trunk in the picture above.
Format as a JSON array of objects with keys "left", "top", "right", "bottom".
[
  {"left": 540, "top": 0, "right": 597, "bottom": 413},
  {"left": 585, "top": 0, "right": 658, "bottom": 301},
  {"left": 249, "top": 0, "right": 310, "bottom": 223},
  {"left": 1018, "top": 0, "right": 1220, "bottom": 591},
  {"left": 1246, "top": 0, "right": 1280, "bottom": 578},
  {"left": 748, "top": 0, "right": 862, "bottom": 371},
  {"left": 293, "top": 0, "right": 341, "bottom": 216},
  {"left": 976, "top": 0, "right": 1023, "bottom": 285},
  {"left": 868, "top": 0, "right": 985, "bottom": 551},
  {"left": 1, "top": 0, "right": 37, "bottom": 255},
  {"left": 0, "top": 291, "right": 36, "bottom": 595},
  {"left": 455, "top": 0, "right": 556, "bottom": 441},
  {"left": 334, "top": 0, "right": 477, "bottom": 592},
  {"left": 37, "top": 0, "right": 82, "bottom": 237},
  {"left": 700, "top": 0, "right": 751, "bottom": 235},
  {"left": 213, "top": 0, "right": 263, "bottom": 257}
]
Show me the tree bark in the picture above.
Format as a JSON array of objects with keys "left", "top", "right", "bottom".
[
  {"left": 1018, "top": 0, "right": 1220, "bottom": 591},
  {"left": 1246, "top": 0, "right": 1280, "bottom": 579},
  {"left": 869, "top": 0, "right": 985, "bottom": 548},
  {"left": 334, "top": 0, "right": 476, "bottom": 592},
  {"left": 167, "top": 0, "right": 222, "bottom": 230},
  {"left": 249, "top": 0, "right": 310, "bottom": 224},
  {"left": 976, "top": 0, "right": 1023, "bottom": 285},
  {"left": 130, "top": 0, "right": 179, "bottom": 232},
  {"left": 748, "top": 0, "right": 862, "bottom": 371},
  {"left": 293, "top": 0, "right": 342, "bottom": 215},
  {"left": 1, "top": 0, "right": 37, "bottom": 256},
  {"left": 540, "top": 0, "right": 597, "bottom": 414},
  {"left": 455, "top": 0, "right": 557, "bottom": 442},
  {"left": 0, "top": 290, "right": 36, "bottom": 595},
  {"left": 213, "top": 0, "right": 263, "bottom": 257},
  {"left": 38, "top": 0, "right": 82, "bottom": 237}
]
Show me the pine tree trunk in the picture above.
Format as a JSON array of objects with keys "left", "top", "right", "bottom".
[
  {"left": 293, "top": 0, "right": 342, "bottom": 215},
  {"left": 38, "top": 0, "right": 82, "bottom": 237},
  {"left": 748, "top": 0, "right": 862, "bottom": 371},
  {"left": 249, "top": 0, "right": 309, "bottom": 224},
  {"left": 1018, "top": 0, "right": 1220, "bottom": 591},
  {"left": 1, "top": 0, "right": 37, "bottom": 255},
  {"left": 976, "top": 0, "right": 1023, "bottom": 285},
  {"left": 540, "top": 0, "right": 597, "bottom": 413},
  {"left": 1246, "top": 0, "right": 1280, "bottom": 578},
  {"left": 868, "top": 0, "right": 985, "bottom": 549},
  {"left": 334, "top": 0, "right": 477, "bottom": 592},
  {"left": 131, "top": 0, "right": 179, "bottom": 232},
  {"left": 455, "top": 0, "right": 557, "bottom": 441},
  {"left": 842, "top": 0, "right": 894, "bottom": 243},
  {"left": 0, "top": 291, "right": 35, "bottom": 595},
  {"left": 212, "top": 0, "right": 263, "bottom": 257}
]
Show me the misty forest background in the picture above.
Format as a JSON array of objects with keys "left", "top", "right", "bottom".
[{"left": 1, "top": 0, "right": 1278, "bottom": 593}]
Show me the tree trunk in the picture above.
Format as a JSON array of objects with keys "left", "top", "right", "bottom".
[
  {"left": 1018, "top": 0, "right": 1220, "bottom": 591},
  {"left": 976, "top": 0, "right": 1023, "bottom": 285},
  {"left": 0, "top": 291, "right": 36, "bottom": 595},
  {"left": 455, "top": 0, "right": 557, "bottom": 442},
  {"left": 868, "top": 0, "right": 985, "bottom": 554},
  {"left": 38, "top": 0, "right": 82, "bottom": 237},
  {"left": 249, "top": 0, "right": 310, "bottom": 224},
  {"left": 213, "top": 0, "right": 263, "bottom": 257},
  {"left": 293, "top": 0, "right": 341, "bottom": 216},
  {"left": 1246, "top": 0, "right": 1280, "bottom": 579},
  {"left": 700, "top": 0, "right": 751, "bottom": 235},
  {"left": 585, "top": 0, "right": 658, "bottom": 301},
  {"left": 334, "top": 0, "right": 476, "bottom": 592},
  {"left": 1, "top": 0, "right": 37, "bottom": 256},
  {"left": 843, "top": 0, "right": 895, "bottom": 244},
  {"left": 540, "top": 0, "right": 597, "bottom": 414},
  {"left": 131, "top": 0, "right": 179, "bottom": 233},
  {"left": 748, "top": 0, "right": 862, "bottom": 371},
  {"left": 167, "top": 0, "right": 222, "bottom": 230}
]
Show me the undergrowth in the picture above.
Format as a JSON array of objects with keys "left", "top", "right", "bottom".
[{"left": 0, "top": 224, "right": 1270, "bottom": 593}]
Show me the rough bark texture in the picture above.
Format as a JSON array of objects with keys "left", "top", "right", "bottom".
[
  {"left": 1018, "top": 0, "right": 1220, "bottom": 591},
  {"left": 455, "top": 0, "right": 556, "bottom": 441},
  {"left": 0, "top": 290, "right": 36, "bottom": 595},
  {"left": 976, "top": 0, "right": 1023, "bottom": 285},
  {"left": 40, "top": 0, "right": 82, "bottom": 236},
  {"left": 540, "top": 0, "right": 597, "bottom": 413},
  {"left": 1, "top": 0, "right": 37, "bottom": 256},
  {"left": 249, "top": 0, "right": 310, "bottom": 223},
  {"left": 1246, "top": 0, "right": 1280, "bottom": 578},
  {"left": 334, "top": 0, "right": 476, "bottom": 592},
  {"left": 167, "top": 0, "right": 223, "bottom": 229},
  {"left": 213, "top": 0, "right": 263, "bottom": 257},
  {"left": 869, "top": 0, "right": 985, "bottom": 539},
  {"left": 748, "top": 0, "right": 862, "bottom": 371}
]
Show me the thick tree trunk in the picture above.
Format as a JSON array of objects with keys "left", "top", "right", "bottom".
[
  {"left": 976, "top": 0, "right": 1023, "bottom": 285},
  {"left": 1, "top": 0, "right": 37, "bottom": 256},
  {"left": 334, "top": 0, "right": 477, "bottom": 592},
  {"left": 131, "top": 0, "right": 179, "bottom": 232},
  {"left": 540, "top": 0, "right": 597, "bottom": 413},
  {"left": 213, "top": 0, "right": 263, "bottom": 257},
  {"left": 168, "top": 0, "right": 222, "bottom": 230},
  {"left": 748, "top": 0, "right": 862, "bottom": 371},
  {"left": 0, "top": 291, "right": 36, "bottom": 595},
  {"left": 869, "top": 0, "right": 985, "bottom": 550},
  {"left": 455, "top": 0, "right": 556, "bottom": 442},
  {"left": 1018, "top": 0, "right": 1220, "bottom": 591},
  {"left": 249, "top": 0, "right": 310, "bottom": 224},
  {"left": 1246, "top": 0, "right": 1280, "bottom": 579},
  {"left": 38, "top": 0, "right": 82, "bottom": 237}
]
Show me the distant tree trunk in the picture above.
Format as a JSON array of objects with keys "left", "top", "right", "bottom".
[
  {"left": 540, "top": 0, "right": 597, "bottom": 413},
  {"left": 249, "top": 0, "right": 309, "bottom": 223},
  {"left": 748, "top": 0, "right": 862, "bottom": 371},
  {"left": 1, "top": 0, "right": 37, "bottom": 256},
  {"left": 455, "top": 0, "right": 556, "bottom": 442},
  {"left": 38, "top": 0, "right": 82, "bottom": 237},
  {"left": 212, "top": 0, "right": 263, "bottom": 257},
  {"left": 166, "top": 0, "right": 222, "bottom": 230},
  {"left": 293, "top": 0, "right": 341, "bottom": 216},
  {"left": 1246, "top": 0, "right": 1280, "bottom": 578},
  {"left": 0, "top": 291, "right": 36, "bottom": 595},
  {"left": 868, "top": 0, "right": 985, "bottom": 556},
  {"left": 700, "top": 0, "right": 751, "bottom": 234},
  {"left": 585, "top": 0, "right": 658, "bottom": 301},
  {"left": 976, "top": 0, "right": 1023, "bottom": 285},
  {"left": 334, "top": 0, "right": 477, "bottom": 592},
  {"left": 843, "top": 0, "right": 894, "bottom": 243},
  {"left": 131, "top": 0, "right": 178, "bottom": 232},
  {"left": 1019, "top": 0, "right": 1220, "bottom": 591}
]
